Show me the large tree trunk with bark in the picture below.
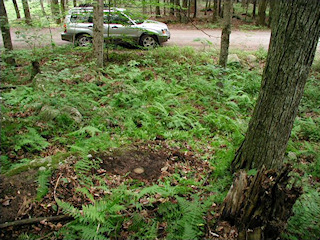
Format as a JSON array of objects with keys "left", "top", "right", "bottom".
[
  {"left": 22, "top": 0, "right": 32, "bottom": 25},
  {"left": 12, "top": 0, "right": 21, "bottom": 19},
  {"left": 231, "top": 0, "right": 320, "bottom": 172},
  {"left": 257, "top": 0, "right": 267, "bottom": 26},
  {"left": 93, "top": 0, "right": 104, "bottom": 68},
  {"left": 218, "top": 0, "right": 232, "bottom": 68},
  {"left": 221, "top": 165, "right": 302, "bottom": 240},
  {"left": 222, "top": 1, "right": 320, "bottom": 238},
  {"left": 0, "top": 0, "right": 16, "bottom": 65}
]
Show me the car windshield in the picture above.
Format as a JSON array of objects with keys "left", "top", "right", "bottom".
[{"left": 124, "top": 11, "right": 146, "bottom": 24}]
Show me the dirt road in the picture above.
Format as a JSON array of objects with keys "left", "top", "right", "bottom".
[{"left": 0, "top": 27, "right": 319, "bottom": 52}]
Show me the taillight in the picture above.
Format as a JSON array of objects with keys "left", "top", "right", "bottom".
[{"left": 64, "top": 24, "right": 67, "bottom": 33}]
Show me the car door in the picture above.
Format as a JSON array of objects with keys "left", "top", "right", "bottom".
[{"left": 103, "top": 13, "right": 141, "bottom": 44}]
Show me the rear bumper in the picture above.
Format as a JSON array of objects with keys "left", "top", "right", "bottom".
[{"left": 61, "top": 33, "right": 74, "bottom": 42}]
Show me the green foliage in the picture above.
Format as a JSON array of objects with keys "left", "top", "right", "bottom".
[
  {"left": 13, "top": 127, "right": 50, "bottom": 152},
  {"left": 284, "top": 190, "right": 320, "bottom": 240},
  {"left": 1, "top": 45, "right": 319, "bottom": 240},
  {"left": 36, "top": 169, "right": 52, "bottom": 200}
]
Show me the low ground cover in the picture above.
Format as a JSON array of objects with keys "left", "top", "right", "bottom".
[{"left": 0, "top": 46, "right": 319, "bottom": 239}]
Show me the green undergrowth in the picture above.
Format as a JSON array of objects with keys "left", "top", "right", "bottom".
[{"left": 1, "top": 45, "right": 319, "bottom": 239}]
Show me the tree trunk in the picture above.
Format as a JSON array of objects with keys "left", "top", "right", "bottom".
[
  {"left": 22, "top": 0, "right": 32, "bottom": 25},
  {"left": 252, "top": 0, "right": 256, "bottom": 19},
  {"left": 12, "top": 0, "right": 21, "bottom": 19},
  {"left": 218, "top": 0, "right": 222, "bottom": 18},
  {"left": 0, "top": 0, "right": 16, "bottom": 65},
  {"left": 192, "top": 0, "right": 197, "bottom": 18},
  {"left": 182, "top": 0, "right": 188, "bottom": 23},
  {"left": 156, "top": 0, "right": 161, "bottom": 17},
  {"left": 40, "top": 0, "right": 47, "bottom": 16},
  {"left": 93, "top": 0, "right": 104, "bottom": 68},
  {"left": 170, "top": 0, "right": 175, "bottom": 16},
  {"left": 51, "top": 0, "right": 61, "bottom": 24},
  {"left": 175, "top": 0, "right": 181, "bottom": 21},
  {"left": 212, "top": 0, "right": 217, "bottom": 21},
  {"left": 257, "top": 0, "right": 267, "bottom": 25},
  {"left": 268, "top": 0, "right": 275, "bottom": 27},
  {"left": 218, "top": 0, "right": 232, "bottom": 68},
  {"left": 60, "top": 0, "right": 66, "bottom": 19},
  {"left": 221, "top": 165, "right": 302, "bottom": 240},
  {"left": 231, "top": 0, "right": 320, "bottom": 172},
  {"left": 73, "top": 0, "right": 77, "bottom": 7}
]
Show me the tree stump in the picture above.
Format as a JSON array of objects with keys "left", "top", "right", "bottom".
[{"left": 221, "top": 165, "right": 302, "bottom": 240}]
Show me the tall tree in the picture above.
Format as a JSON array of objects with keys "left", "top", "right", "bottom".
[
  {"left": 93, "top": 0, "right": 104, "bottom": 68},
  {"left": 22, "top": 0, "right": 32, "bottom": 25},
  {"left": 192, "top": 0, "right": 197, "bottom": 18},
  {"left": 257, "top": 0, "right": 267, "bottom": 25},
  {"left": 252, "top": 0, "right": 256, "bottom": 19},
  {"left": 12, "top": 0, "right": 21, "bottom": 19},
  {"left": 218, "top": 0, "right": 232, "bottom": 68},
  {"left": 51, "top": 0, "right": 61, "bottom": 24},
  {"left": 222, "top": 2, "right": 320, "bottom": 239},
  {"left": 0, "top": 0, "right": 16, "bottom": 65},
  {"left": 231, "top": 0, "right": 320, "bottom": 172}
]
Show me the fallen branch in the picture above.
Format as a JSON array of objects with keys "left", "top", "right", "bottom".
[{"left": 0, "top": 214, "right": 73, "bottom": 229}]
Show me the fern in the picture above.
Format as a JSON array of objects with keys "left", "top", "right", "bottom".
[
  {"left": 14, "top": 127, "right": 49, "bottom": 152},
  {"left": 69, "top": 126, "right": 102, "bottom": 138},
  {"left": 36, "top": 169, "right": 52, "bottom": 201}
]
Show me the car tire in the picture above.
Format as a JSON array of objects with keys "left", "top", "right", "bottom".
[
  {"left": 139, "top": 35, "right": 158, "bottom": 49},
  {"left": 75, "top": 34, "right": 92, "bottom": 47}
]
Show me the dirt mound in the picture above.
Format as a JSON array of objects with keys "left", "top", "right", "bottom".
[{"left": 94, "top": 145, "right": 168, "bottom": 181}]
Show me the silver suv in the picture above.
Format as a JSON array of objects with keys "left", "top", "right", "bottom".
[{"left": 61, "top": 7, "right": 170, "bottom": 48}]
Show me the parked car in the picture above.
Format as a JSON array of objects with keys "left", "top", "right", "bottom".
[{"left": 61, "top": 7, "right": 170, "bottom": 48}]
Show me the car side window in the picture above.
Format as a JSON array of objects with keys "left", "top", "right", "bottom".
[
  {"left": 70, "top": 13, "right": 93, "bottom": 23},
  {"left": 104, "top": 13, "right": 130, "bottom": 25}
]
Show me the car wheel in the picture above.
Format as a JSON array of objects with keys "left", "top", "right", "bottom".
[
  {"left": 139, "top": 35, "right": 158, "bottom": 49},
  {"left": 76, "top": 34, "right": 92, "bottom": 47}
]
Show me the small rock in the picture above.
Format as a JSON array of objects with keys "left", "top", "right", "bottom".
[
  {"left": 227, "top": 54, "right": 240, "bottom": 64},
  {"left": 247, "top": 54, "right": 257, "bottom": 63},
  {"left": 133, "top": 167, "right": 145, "bottom": 174}
]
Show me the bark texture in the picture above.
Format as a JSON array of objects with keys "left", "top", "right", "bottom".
[
  {"left": 218, "top": 0, "right": 232, "bottom": 68},
  {"left": 0, "top": 0, "right": 16, "bottom": 65},
  {"left": 22, "top": 0, "right": 32, "bottom": 25},
  {"left": 231, "top": 0, "right": 320, "bottom": 171},
  {"left": 93, "top": 0, "right": 104, "bottom": 68},
  {"left": 0, "top": 0, "right": 13, "bottom": 51},
  {"left": 221, "top": 165, "right": 302, "bottom": 240},
  {"left": 257, "top": 0, "right": 267, "bottom": 25},
  {"left": 12, "top": 0, "right": 21, "bottom": 19}
]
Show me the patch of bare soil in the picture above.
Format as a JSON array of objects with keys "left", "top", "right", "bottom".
[{"left": 95, "top": 145, "right": 167, "bottom": 181}]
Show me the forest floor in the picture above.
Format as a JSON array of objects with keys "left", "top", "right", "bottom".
[{"left": 1, "top": 45, "right": 319, "bottom": 239}]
